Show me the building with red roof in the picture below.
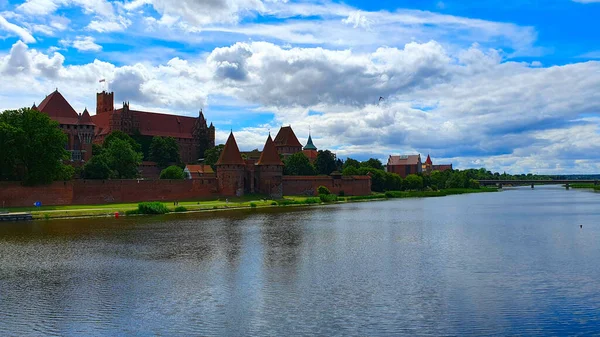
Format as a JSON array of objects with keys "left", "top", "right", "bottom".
[
  {"left": 274, "top": 126, "right": 303, "bottom": 158},
  {"left": 34, "top": 90, "right": 95, "bottom": 162},
  {"left": 386, "top": 155, "right": 422, "bottom": 178},
  {"left": 422, "top": 154, "right": 453, "bottom": 175},
  {"left": 91, "top": 91, "right": 215, "bottom": 164}
]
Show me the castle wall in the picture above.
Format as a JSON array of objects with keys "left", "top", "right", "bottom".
[
  {"left": 216, "top": 165, "right": 245, "bottom": 197},
  {"left": 282, "top": 176, "right": 371, "bottom": 196},
  {"left": 0, "top": 179, "right": 219, "bottom": 207}
]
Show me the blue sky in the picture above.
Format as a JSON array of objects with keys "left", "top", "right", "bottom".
[{"left": 0, "top": 0, "right": 599, "bottom": 173}]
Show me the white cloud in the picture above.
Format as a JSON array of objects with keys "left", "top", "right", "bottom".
[
  {"left": 71, "top": 36, "right": 102, "bottom": 52},
  {"left": 17, "top": 0, "right": 114, "bottom": 17},
  {"left": 87, "top": 16, "right": 131, "bottom": 32},
  {"left": 0, "top": 15, "right": 36, "bottom": 43},
  {"left": 572, "top": 0, "right": 600, "bottom": 3},
  {"left": 1, "top": 40, "right": 600, "bottom": 173}
]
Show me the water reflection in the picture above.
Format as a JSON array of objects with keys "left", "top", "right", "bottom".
[{"left": 1, "top": 187, "right": 600, "bottom": 335}]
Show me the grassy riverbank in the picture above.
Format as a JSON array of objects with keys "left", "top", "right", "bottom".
[
  {"left": 4, "top": 188, "right": 497, "bottom": 220},
  {"left": 567, "top": 183, "right": 600, "bottom": 191}
]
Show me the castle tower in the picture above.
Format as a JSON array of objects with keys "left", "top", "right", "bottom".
[
  {"left": 77, "top": 108, "right": 96, "bottom": 161},
  {"left": 302, "top": 130, "right": 318, "bottom": 163},
  {"left": 256, "top": 134, "right": 284, "bottom": 198},
  {"left": 216, "top": 132, "right": 246, "bottom": 197},
  {"left": 96, "top": 91, "right": 114, "bottom": 114},
  {"left": 193, "top": 109, "right": 216, "bottom": 160},
  {"left": 424, "top": 154, "right": 433, "bottom": 175}
]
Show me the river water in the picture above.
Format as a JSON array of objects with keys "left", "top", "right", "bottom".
[{"left": 1, "top": 186, "right": 599, "bottom": 336}]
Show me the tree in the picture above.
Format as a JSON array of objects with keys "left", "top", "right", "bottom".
[
  {"left": 342, "top": 166, "right": 360, "bottom": 176},
  {"left": 104, "top": 138, "right": 142, "bottom": 179},
  {"left": 315, "top": 150, "right": 337, "bottom": 175},
  {"left": 0, "top": 108, "right": 71, "bottom": 185},
  {"left": 82, "top": 155, "right": 112, "bottom": 179},
  {"left": 404, "top": 174, "right": 424, "bottom": 191},
  {"left": 204, "top": 144, "right": 224, "bottom": 170},
  {"left": 160, "top": 165, "right": 185, "bottom": 179},
  {"left": 149, "top": 136, "right": 181, "bottom": 168},
  {"left": 342, "top": 158, "right": 361, "bottom": 170},
  {"left": 445, "top": 171, "right": 467, "bottom": 189},
  {"left": 104, "top": 130, "right": 142, "bottom": 154},
  {"left": 284, "top": 152, "right": 317, "bottom": 175},
  {"left": 361, "top": 158, "right": 384, "bottom": 170},
  {"left": 0, "top": 121, "right": 20, "bottom": 180}
]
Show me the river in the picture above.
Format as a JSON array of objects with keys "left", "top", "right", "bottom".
[{"left": 1, "top": 186, "right": 599, "bottom": 336}]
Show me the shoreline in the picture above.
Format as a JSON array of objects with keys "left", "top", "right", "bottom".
[{"left": 5, "top": 188, "right": 498, "bottom": 221}]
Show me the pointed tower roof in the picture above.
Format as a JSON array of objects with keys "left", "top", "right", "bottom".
[
  {"left": 37, "top": 90, "right": 79, "bottom": 124},
  {"left": 32, "top": 103, "right": 37, "bottom": 110},
  {"left": 78, "top": 108, "right": 95, "bottom": 125},
  {"left": 274, "top": 126, "right": 302, "bottom": 148},
  {"left": 304, "top": 133, "right": 317, "bottom": 151},
  {"left": 425, "top": 154, "right": 432, "bottom": 165},
  {"left": 257, "top": 134, "right": 284, "bottom": 166},
  {"left": 216, "top": 132, "right": 245, "bottom": 166}
]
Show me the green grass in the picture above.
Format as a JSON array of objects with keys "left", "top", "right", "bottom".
[
  {"left": 568, "top": 183, "right": 600, "bottom": 190},
  {"left": 11, "top": 188, "right": 498, "bottom": 220}
]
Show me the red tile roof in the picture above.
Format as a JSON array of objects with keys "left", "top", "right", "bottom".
[
  {"left": 134, "top": 110, "right": 196, "bottom": 139},
  {"left": 425, "top": 154, "right": 432, "bottom": 165},
  {"left": 91, "top": 108, "right": 198, "bottom": 139},
  {"left": 388, "top": 155, "right": 421, "bottom": 166},
  {"left": 78, "top": 108, "right": 95, "bottom": 125},
  {"left": 185, "top": 164, "right": 214, "bottom": 176},
  {"left": 216, "top": 132, "right": 245, "bottom": 165},
  {"left": 274, "top": 126, "right": 302, "bottom": 148},
  {"left": 37, "top": 90, "right": 80, "bottom": 125},
  {"left": 257, "top": 135, "right": 283, "bottom": 165}
]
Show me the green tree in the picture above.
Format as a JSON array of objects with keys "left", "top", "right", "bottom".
[
  {"left": 82, "top": 155, "right": 112, "bottom": 179},
  {"left": 315, "top": 150, "right": 337, "bottom": 175},
  {"left": 343, "top": 158, "right": 361, "bottom": 170},
  {"left": 357, "top": 167, "right": 386, "bottom": 192},
  {"left": 0, "top": 121, "right": 20, "bottom": 180},
  {"left": 0, "top": 108, "right": 71, "bottom": 185},
  {"left": 149, "top": 136, "right": 181, "bottom": 168},
  {"left": 404, "top": 174, "right": 424, "bottom": 190},
  {"left": 204, "top": 144, "right": 225, "bottom": 170},
  {"left": 284, "top": 152, "right": 317, "bottom": 175},
  {"left": 445, "top": 171, "right": 467, "bottom": 189},
  {"left": 104, "top": 130, "right": 142, "bottom": 154},
  {"left": 104, "top": 138, "right": 142, "bottom": 179},
  {"left": 160, "top": 165, "right": 185, "bottom": 179},
  {"left": 361, "top": 158, "right": 384, "bottom": 170},
  {"left": 342, "top": 166, "right": 360, "bottom": 176}
]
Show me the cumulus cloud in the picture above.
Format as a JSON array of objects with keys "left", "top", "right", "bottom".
[
  {"left": 0, "top": 15, "right": 36, "bottom": 43},
  {"left": 1, "top": 40, "right": 600, "bottom": 173}
]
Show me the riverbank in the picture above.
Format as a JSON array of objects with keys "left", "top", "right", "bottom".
[
  {"left": 567, "top": 183, "right": 600, "bottom": 191},
  {"left": 3, "top": 188, "right": 497, "bottom": 220}
]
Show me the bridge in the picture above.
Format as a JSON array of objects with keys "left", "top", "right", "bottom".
[{"left": 478, "top": 180, "right": 598, "bottom": 188}]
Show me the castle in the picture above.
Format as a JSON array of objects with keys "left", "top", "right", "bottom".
[{"left": 33, "top": 90, "right": 215, "bottom": 164}]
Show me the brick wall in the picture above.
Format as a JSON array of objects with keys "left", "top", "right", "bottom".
[
  {"left": 282, "top": 176, "right": 371, "bottom": 196},
  {"left": 0, "top": 179, "right": 219, "bottom": 207}
]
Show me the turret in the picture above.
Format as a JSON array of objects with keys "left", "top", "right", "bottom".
[
  {"left": 256, "top": 134, "right": 284, "bottom": 198},
  {"left": 216, "top": 132, "right": 246, "bottom": 196},
  {"left": 96, "top": 91, "right": 114, "bottom": 114}
]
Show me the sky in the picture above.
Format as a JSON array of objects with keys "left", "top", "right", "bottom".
[{"left": 0, "top": 0, "right": 599, "bottom": 174}]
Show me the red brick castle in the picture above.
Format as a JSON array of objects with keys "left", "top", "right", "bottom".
[{"left": 34, "top": 90, "right": 215, "bottom": 164}]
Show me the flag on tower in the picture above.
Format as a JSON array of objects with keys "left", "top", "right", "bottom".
[{"left": 99, "top": 79, "right": 106, "bottom": 83}]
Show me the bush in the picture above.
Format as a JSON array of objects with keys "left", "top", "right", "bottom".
[
  {"left": 317, "top": 185, "right": 331, "bottom": 195},
  {"left": 160, "top": 165, "right": 185, "bottom": 180},
  {"left": 319, "top": 194, "right": 338, "bottom": 203},
  {"left": 174, "top": 206, "right": 188, "bottom": 212},
  {"left": 338, "top": 197, "right": 346, "bottom": 202},
  {"left": 138, "top": 202, "right": 170, "bottom": 214},
  {"left": 250, "top": 202, "right": 257, "bottom": 208},
  {"left": 469, "top": 179, "right": 480, "bottom": 189},
  {"left": 338, "top": 190, "right": 345, "bottom": 197},
  {"left": 305, "top": 197, "right": 322, "bottom": 204},
  {"left": 270, "top": 201, "right": 278, "bottom": 206}
]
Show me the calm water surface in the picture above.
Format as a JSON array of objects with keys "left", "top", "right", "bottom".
[{"left": 1, "top": 186, "right": 600, "bottom": 336}]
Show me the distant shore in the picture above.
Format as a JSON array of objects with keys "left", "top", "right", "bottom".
[{"left": 5, "top": 188, "right": 498, "bottom": 221}]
